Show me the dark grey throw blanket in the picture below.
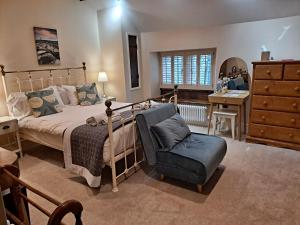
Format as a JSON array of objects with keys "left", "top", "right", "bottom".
[{"left": 70, "top": 110, "right": 133, "bottom": 177}]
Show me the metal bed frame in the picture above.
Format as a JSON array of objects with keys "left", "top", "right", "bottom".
[{"left": 0, "top": 63, "right": 178, "bottom": 192}]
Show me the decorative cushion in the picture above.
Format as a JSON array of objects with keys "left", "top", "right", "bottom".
[
  {"left": 7, "top": 92, "right": 32, "bottom": 119},
  {"left": 151, "top": 113, "right": 191, "bottom": 149},
  {"left": 44, "top": 86, "right": 64, "bottom": 106},
  {"left": 76, "top": 83, "right": 101, "bottom": 106},
  {"left": 62, "top": 85, "right": 79, "bottom": 105},
  {"left": 26, "top": 89, "right": 63, "bottom": 117}
]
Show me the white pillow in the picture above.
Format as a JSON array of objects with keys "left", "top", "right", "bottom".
[
  {"left": 57, "top": 86, "right": 70, "bottom": 105},
  {"left": 7, "top": 92, "right": 32, "bottom": 119},
  {"left": 62, "top": 85, "right": 79, "bottom": 105},
  {"left": 43, "top": 86, "right": 64, "bottom": 106}
]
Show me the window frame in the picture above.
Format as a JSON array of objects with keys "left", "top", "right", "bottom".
[
  {"left": 159, "top": 48, "right": 216, "bottom": 90},
  {"left": 125, "top": 32, "right": 142, "bottom": 91}
]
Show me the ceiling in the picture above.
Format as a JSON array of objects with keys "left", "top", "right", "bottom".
[{"left": 88, "top": 0, "right": 300, "bottom": 32}]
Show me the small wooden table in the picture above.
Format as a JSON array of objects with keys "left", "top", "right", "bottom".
[
  {"left": 0, "top": 116, "right": 23, "bottom": 157},
  {"left": 208, "top": 90, "right": 249, "bottom": 141}
]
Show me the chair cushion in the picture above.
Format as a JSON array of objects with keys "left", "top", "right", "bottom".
[
  {"left": 156, "top": 133, "right": 227, "bottom": 184},
  {"left": 151, "top": 113, "right": 191, "bottom": 149},
  {"left": 136, "top": 104, "right": 177, "bottom": 165}
]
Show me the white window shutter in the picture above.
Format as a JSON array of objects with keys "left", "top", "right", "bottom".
[
  {"left": 173, "top": 55, "right": 184, "bottom": 84},
  {"left": 161, "top": 56, "right": 172, "bottom": 84},
  {"left": 186, "top": 54, "right": 197, "bottom": 85},
  {"left": 199, "top": 54, "right": 212, "bottom": 86}
]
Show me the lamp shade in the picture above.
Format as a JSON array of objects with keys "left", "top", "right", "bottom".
[{"left": 98, "top": 72, "right": 108, "bottom": 82}]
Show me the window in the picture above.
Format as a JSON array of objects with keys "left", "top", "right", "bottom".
[
  {"left": 160, "top": 49, "right": 215, "bottom": 89},
  {"left": 127, "top": 33, "right": 141, "bottom": 89}
]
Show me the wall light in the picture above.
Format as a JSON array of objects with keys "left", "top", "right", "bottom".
[{"left": 113, "top": 0, "right": 122, "bottom": 18}]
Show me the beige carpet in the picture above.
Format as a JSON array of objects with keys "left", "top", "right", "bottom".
[{"left": 18, "top": 127, "right": 300, "bottom": 225}]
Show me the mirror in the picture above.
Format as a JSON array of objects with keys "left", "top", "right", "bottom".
[{"left": 218, "top": 57, "right": 250, "bottom": 90}]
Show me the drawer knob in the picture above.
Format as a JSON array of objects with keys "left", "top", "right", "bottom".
[
  {"left": 2, "top": 125, "right": 10, "bottom": 130},
  {"left": 260, "top": 129, "right": 265, "bottom": 134},
  {"left": 292, "top": 103, "right": 297, "bottom": 108},
  {"left": 261, "top": 116, "right": 266, "bottom": 121},
  {"left": 295, "top": 87, "right": 300, "bottom": 92},
  {"left": 289, "top": 133, "right": 294, "bottom": 138},
  {"left": 291, "top": 118, "right": 296, "bottom": 124},
  {"left": 266, "top": 70, "right": 271, "bottom": 75},
  {"left": 297, "top": 70, "right": 300, "bottom": 75},
  {"left": 263, "top": 101, "right": 268, "bottom": 106},
  {"left": 264, "top": 86, "right": 269, "bottom": 91}
]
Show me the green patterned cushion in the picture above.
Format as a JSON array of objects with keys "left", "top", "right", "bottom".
[
  {"left": 76, "top": 83, "right": 101, "bottom": 106},
  {"left": 26, "top": 89, "right": 63, "bottom": 117}
]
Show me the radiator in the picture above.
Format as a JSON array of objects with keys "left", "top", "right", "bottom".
[{"left": 178, "top": 104, "right": 208, "bottom": 126}]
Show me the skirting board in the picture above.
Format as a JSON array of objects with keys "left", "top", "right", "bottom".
[{"left": 246, "top": 136, "right": 300, "bottom": 151}]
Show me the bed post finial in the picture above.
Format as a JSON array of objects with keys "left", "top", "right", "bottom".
[
  {"left": 0, "top": 65, "right": 5, "bottom": 76},
  {"left": 174, "top": 85, "right": 178, "bottom": 106},
  {"left": 105, "top": 100, "right": 112, "bottom": 117},
  {"left": 174, "top": 84, "right": 178, "bottom": 92},
  {"left": 82, "top": 62, "right": 87, "bottom": 83}
]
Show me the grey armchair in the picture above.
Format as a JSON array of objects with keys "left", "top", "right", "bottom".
[{"left": 136, "top": 103, "right": 227, "bottom": 192}]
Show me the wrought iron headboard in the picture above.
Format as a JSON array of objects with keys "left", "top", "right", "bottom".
[{"left": 0, "top": 62, "right": 87, "bottom": 100}]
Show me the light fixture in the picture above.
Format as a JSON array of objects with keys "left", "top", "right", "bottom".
[
  {"left": 98, "top": 72, "right": 108, "bottom": 98},
  {"left": 113, "top": 0, "right": 122, "bottom": 18}
]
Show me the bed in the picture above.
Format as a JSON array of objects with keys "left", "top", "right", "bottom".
[{"left": 0, "top": 63, "right": 178, "bottom": 192}]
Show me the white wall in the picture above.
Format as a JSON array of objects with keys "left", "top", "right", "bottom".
[
  {"left": 140, "top": 15, "right": 300, "bottom": 98},
  {"left": 98, "top": 7, "right": 144, "bottom": 103},
  {"left": 121, "top": 12, "right": 144, "bottom": 103},
  {"left": 0, "top": 0, "right": 101, "bottom": 115},
  {"left": 98, "top": 8, "right": 127, "bottom": 102}
]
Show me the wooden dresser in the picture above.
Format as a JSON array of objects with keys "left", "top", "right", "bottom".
[{"left": 247, "top": 60, "right": 300, "bottom": 151}]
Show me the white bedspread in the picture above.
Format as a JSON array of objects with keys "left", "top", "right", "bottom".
[
  {"left": 19, "top": 102, "right": 131, "bottom": 136},
  {"left": 19, "top": 102, "right": 136, "bottom": 188}
]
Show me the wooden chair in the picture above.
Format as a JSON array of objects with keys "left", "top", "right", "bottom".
[{"left": 0, "top": 165, "right": 83, "bottom": 225}]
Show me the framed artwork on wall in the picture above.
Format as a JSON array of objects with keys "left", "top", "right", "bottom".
[{"left": 33, "top": 27, "right": 61, "bottom": 65}]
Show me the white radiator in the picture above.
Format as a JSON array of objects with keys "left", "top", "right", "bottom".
[{"left": 178, "top": 104, "right": 208, "bottom": 126}]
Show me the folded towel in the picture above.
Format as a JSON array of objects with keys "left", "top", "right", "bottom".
[
  {"left": 86, "top": 113, "right": 106, "bottom": 126},
  {"left": 100, "top": 113, "right": 122, "bottom": 125},
  {"left": 86, "top": 112, "right": 122, "bottom": 126}
]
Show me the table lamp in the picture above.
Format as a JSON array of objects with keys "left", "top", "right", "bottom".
[{"left": 98, "top": 72, "right": 108, "bottom": 98}]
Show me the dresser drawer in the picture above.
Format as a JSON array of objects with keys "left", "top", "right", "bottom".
[
  {"left": 249, "top": 124, "right": 300, "bottom": 144},
  {"left": 253, "top": 80, "right": 300, "bottom": 97},
  {"left": 252, "top": 95, "right": 300, "bottom": 113},
  {"left": 0, "top": 120, "right": 17, "bottom": 135},
  {"left": 254, "top": 65, "right": 283, "bottom": 80},
  {"left": 284, "top": 64, "right": 300, "bottom": 80},
  {"left": 251, "top": 110, "right": 300, "bottom": 128}
]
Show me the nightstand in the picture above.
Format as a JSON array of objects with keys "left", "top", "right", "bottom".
[
  {"left": 103, "top": 96, "right": 116, "bottom": 102},
  {"left": 0, "top": 117, "right": 23, "bottom": 157}
]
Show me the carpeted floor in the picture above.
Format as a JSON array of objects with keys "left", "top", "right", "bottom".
[{"left": 18, "top": 127, "right": 300, "bottom": 225}]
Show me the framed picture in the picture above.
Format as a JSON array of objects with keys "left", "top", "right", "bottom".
[{"left": 33, "top": 27, "right": 60, "bottom": 65}]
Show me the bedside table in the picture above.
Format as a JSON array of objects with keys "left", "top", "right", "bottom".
[
  {"left": 103, "top": 96, "right": 116, "bottom": 102},
  {"left": 0, "top": 117, "right": 23, "bottom": 157}
]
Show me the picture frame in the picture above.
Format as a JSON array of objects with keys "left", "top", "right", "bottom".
[{"left": 33, "top": 27, "right": 61, "bottom": 65}]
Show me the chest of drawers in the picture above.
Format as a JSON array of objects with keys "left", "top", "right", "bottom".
[{"left": 247, "top": 60, "right": 300, "bottom": 151}]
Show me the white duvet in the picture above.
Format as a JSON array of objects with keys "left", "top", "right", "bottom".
[{"left": 19, "top": 102, "right": 132, "bottom": 136}]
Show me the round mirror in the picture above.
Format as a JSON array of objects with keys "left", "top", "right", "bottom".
[{"left": 218, "top": 57, "right": 250, "bottom": 90}]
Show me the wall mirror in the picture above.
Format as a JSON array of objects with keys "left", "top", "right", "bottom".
[{"left": 218, "top": 57, "right": 250, "bottom": 90}]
